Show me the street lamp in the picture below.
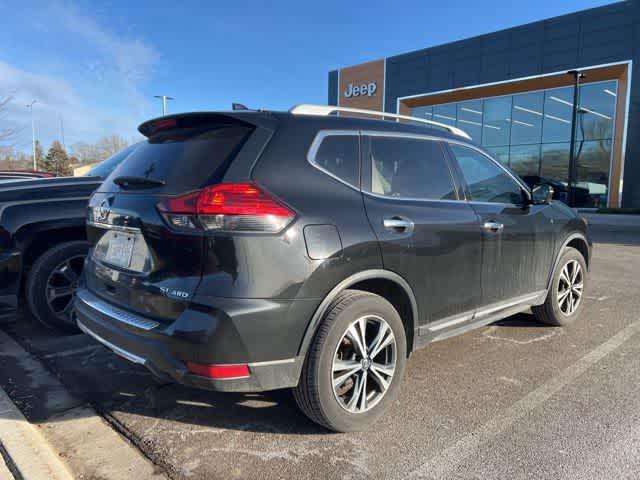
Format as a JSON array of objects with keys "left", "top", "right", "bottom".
[
  {"left": 26, "top": 100, "right": 37, "bottom": 170},
  {"left": 154, "top": 95, "right": 174, "bottom": 116},
  {"left": 567, "top": 70, "right": 585, "bottom": 208}
]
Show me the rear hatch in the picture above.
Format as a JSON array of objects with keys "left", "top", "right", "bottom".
[{"left": 85, "top": 113, "right": 271, "bottom": 322}]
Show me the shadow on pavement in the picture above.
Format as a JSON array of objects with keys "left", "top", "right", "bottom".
[
  {"left": 2, "top": 310, "right": 327, "bottom": 435},
  {"left": 1, "top": 306, "right": 558, "bottom": 437}
]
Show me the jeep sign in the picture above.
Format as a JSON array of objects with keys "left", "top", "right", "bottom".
[{"left": 344, "top": 82, "right": 377, "bottom": 98}]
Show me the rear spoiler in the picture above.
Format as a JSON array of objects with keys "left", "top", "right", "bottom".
[{"left": 138, "top": 111, "right": 276, "bottom": 138}]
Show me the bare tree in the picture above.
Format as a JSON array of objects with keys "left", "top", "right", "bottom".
[
  {"left": 70, "top": 141, "right": 101, "bottom": 164},
  {"left": 0, "top": 95, "right": 20, "bottom": 145},
  {"left": 97, "top": 134, "right": 130, "bottom": 158},
  {"left": 71, "top": 135, "right": 132, "bottom": 165},
  {"left": 0, "top": 145, "right": 31, "bottom": 170}
]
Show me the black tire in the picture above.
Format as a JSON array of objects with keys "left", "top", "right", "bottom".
[
  {"left": 26, "top": 240, "right": 89, "bottom": 332},
  {"left": 293, "top": 289, "right": 407, "bottom": 432},
  {"left": 533, "top": 246, "right": 588, "bottom": 326}
]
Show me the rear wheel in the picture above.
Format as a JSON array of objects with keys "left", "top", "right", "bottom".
[
  {"left": 533, "top": 247, "right": 587, "bottom": 326},
  {"left": 293, "top": 290, "right": 407, "bottom": 432},
  {"left": 26, "top": 241, "right": 89, "bottom": 332}
]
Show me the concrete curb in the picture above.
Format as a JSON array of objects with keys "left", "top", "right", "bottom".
[
  {"left": 0, "top": 450, "right": 13, "bottom": 480},
  {"left": 0, "top": 386, "right": 74, "bottom": 480},
  {"left": 0, "top": 329, "right": 166, "bottom": 480}
]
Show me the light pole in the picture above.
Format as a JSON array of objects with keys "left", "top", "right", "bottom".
[
  {"left": 567, "top": 70, "right": 585, "bottom": 208},
  {"left": 154, "top": 95, "right": 174, "bottom": 116},
  {"left": 27, "top": 100, "right": 37, "bottom": 170}
]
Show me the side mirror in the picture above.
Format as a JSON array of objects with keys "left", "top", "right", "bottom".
[{"left": 531, "top": 184, "right": 554, "bottom": 205}]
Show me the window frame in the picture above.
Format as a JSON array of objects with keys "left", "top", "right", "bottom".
[
  {"left": 444, "top": 141, "right": 532, "bottom": 206},
  {"left": 307, "top": 130, "right": 362, "bottom": 190},
  {"left": 361, "top": 131, "right": 462, "bottom": 202},
  {"left": 307, "top": 129, "right": 531, "bottom": 206}
]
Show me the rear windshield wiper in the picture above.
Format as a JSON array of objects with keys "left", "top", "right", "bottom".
[{"left": 113, "top": 176, "right": 166, "bottom": 189}]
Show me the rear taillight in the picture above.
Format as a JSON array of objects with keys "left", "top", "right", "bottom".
[{"left": 157, "top": 183, "right": 295, "bottom": 233}]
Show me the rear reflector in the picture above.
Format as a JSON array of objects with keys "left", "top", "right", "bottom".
[
  {"left": 186, "top": 362, "right": 250, "bottom": 379},
  {"left": 157, "top": 182, "right": 295, "bottom": 233}
]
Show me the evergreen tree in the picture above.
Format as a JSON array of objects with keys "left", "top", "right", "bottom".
[{"left": 43, "top": 141, "right": 72, "bottom": 176}]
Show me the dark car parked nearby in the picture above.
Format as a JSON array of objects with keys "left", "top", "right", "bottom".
[
  {"left": 0, "top": 170, "right": 56, "bottom": 181},
  {"left": 0, "top": 145, "right": 138, "bottom": 329},
  {"left": 75, "top": 105, "right": 591, "bottom": 432}
]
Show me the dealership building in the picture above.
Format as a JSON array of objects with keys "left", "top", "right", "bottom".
[{"left": 328, "top": 1, "right": 640, "bottom": 208}]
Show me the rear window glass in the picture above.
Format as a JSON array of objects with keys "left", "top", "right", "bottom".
[
  {"left": 313, "top": 135, "right": 359, "bottom": 187},
  {"left": 104, "top": 124, "right": 253, "bottom": 193},
  {"left": 87, "top": 144, "right": 139, "bottom": 179}
]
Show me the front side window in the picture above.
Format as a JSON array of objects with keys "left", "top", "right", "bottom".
[
  {"left": 450, "top": 144, "right": 524, "bottom": 204},
  {"left": 313, "top": 134, "right": 359, "bottom": 187},
  {"left": 369, "top": 136, "right": 456, "bottom": 200}
]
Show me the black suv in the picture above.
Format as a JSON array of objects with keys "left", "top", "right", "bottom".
[
  {"left": 0, "top": 145, "right": 138, "bottom": 329},
  {"left": 75, "top": 106, "right": 591, "bottom": 432}
]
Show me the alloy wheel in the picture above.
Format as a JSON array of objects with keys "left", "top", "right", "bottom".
[
  {"left": 557, "top": 259, "right": 583, "bottom": 316},
  {"left": 331, "top": 315, "right": 396, "bottom": 413},
  {"left": 45, "top": 254, "right": 85, "bottom": 322}
]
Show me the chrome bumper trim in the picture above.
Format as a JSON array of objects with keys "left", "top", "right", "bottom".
[
  {"left": 87, "top": 221, "right": 141, "bottom": 234},
  {"left": 77, "top": 320, "right": 146, "bottom": 365},
  {"left": 248, "top": 358, "right": 297, "bottom": 367},
  {"left": 76, "top": 290, "right": 160, "bottom": 331}
]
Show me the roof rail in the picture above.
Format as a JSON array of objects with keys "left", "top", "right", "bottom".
[{"left": 289, "top": 104, "right": 471, "bottom": 140}]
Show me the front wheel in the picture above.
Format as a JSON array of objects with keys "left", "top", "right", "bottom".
[
  {"left": 293, "top": 290, "right": 407, "bottom": 432},
  {"left": 533, "top": 246, "right": 587, "bottom": 326}
]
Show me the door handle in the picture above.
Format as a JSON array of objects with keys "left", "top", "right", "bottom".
[
  {"left": 383, "top": 217, "right": 414, "bottom": 233},
  {"left": 482, "top": 221, "right": 504, "bottom": 233}
]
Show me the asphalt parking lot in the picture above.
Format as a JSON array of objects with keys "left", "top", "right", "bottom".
[{"left": 1, "top": 226, "right": 640, "bottom": 480}]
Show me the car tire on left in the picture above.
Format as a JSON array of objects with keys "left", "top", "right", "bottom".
[{"left": 26, "top": 240, "right": 89, "bottom": 332}]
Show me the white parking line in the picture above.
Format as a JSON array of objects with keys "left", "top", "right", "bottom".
[{"left": 410, "top": 319, "right": 640, "bottom": 479}]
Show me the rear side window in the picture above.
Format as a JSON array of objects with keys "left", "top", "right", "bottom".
[
  {"left": 369, "top": 136, "right": 456, "bottom": 200},
  {"left": 312, "top": 134, "right": 359, "bottom": 187},
  {"left": 449, "top": 144, "right": 523, "bottom": 204},
  {"left": 105, "top": 124, "right": 253, "bottom": 193}
]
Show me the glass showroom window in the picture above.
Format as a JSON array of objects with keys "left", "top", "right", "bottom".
[
  {"left": 578, "top": 81, "right": 616, "bottom": 141},
  {"left": 456, "top": 100, "right": 483, "bottom": 142},
  {"left": 433, "top": 103, "right": 457, "bottom": 127},
  {"left": 573, "top": 81, "right": 616, "bottom": 207},
  {"left": 511, "top": 92, "right": 544, "bottom": 145},
  {"left": 540, "top": 143, "right": 570, "bottom": 183},
  {"left": 482, "top": 96, "right": 511, "bottom": 147},
  {"left": 542, "top": 87, "right": 573, "bottom": 143},
  {"left": 486, "top": 146, "right": 509, "bottom": 166},
  {"left": 411, "top": 106, "right": 433, "bottom": 121},
  {"left": 407, "top": 79, "right": 617, "bottom": 207},
  {"left": 540, "top": 143, "right": 571, "bottom": 204},
  {"left": 510, "top": 144, "right": 541, "bottom": 178}
]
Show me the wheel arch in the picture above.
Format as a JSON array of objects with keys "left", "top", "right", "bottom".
[
  {"left": 546, "top": 232, "right": 591, "bottom": 292},
  {"left": 297, "top": 269, "right": 419, "bottom": 359},
  {"left": 19, "top": 221, "right": 87, "bottom": 269}
]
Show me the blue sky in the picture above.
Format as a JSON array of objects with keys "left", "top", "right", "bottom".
[{"left": 0, "top": 0, "right": 615, "bottom": 152}]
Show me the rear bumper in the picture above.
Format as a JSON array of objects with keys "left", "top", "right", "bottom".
[
  {"left": 74, "top": 288, "right": 308, "bottom": 392},
  {"left": 0, "top": 250, "right": 22, "bottom": 309}
]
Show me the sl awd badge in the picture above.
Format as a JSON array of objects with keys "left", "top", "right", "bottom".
[{"left": 159, "top": 286, "right": 190, "bottom": 299}]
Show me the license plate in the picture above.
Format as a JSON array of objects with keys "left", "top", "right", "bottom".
[{"left": 105, "top": 233, "right": 135, "bottom": 268}]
